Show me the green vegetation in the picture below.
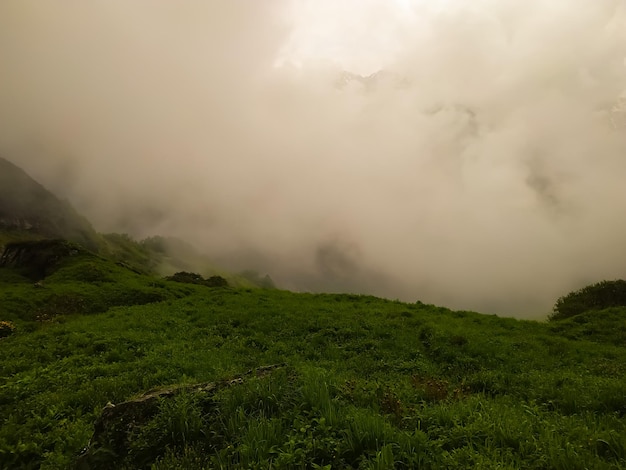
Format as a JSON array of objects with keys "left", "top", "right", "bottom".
[
  {"left": 0, "top": 156, "right": 256, "bottom": 287},
  {"left": 239, "top": 270, "right": 277, "bottom": 289},
  {"left": 166, "top": 271, "right": 229, "bottom": 288},
  {"left": 100, "top": 233, "right": 159, "bottom": 274},
  {"left": 551, "top": 280, "right": 626, "bottom": 321},
  {"left": 0, "top": 241, "right": 192, "bottom": 325},
  {"left": 1, "top": 248, "right": 625, "bottom": 469},
  {"left": 101, "top": 234, "right": 261, "bottom": 289}
]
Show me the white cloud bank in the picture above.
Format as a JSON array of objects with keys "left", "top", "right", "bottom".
[{"left": 0, "top": 0, "right": 625, "bottom": 316}]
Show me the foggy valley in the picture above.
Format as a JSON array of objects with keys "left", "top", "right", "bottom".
[{"left": 1, "top": 0, "right": 625, "bottom": 316}]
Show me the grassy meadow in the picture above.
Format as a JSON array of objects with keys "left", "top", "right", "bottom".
[{"left": 0, "top": 248, "right": 625, "bottom": 469}]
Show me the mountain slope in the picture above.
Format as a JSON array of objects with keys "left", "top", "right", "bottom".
[
  {"left": 0, "top": 279, "right": 624, "bottom": 468},
  {"left": 0, "top": 176, "right": 623, "bottom": 467},
  {"left": 0, "top": 158, "right": 264, "bottom": 286},
  {"left": 0, "top": 157, "right": 101, "bottom": 251}
]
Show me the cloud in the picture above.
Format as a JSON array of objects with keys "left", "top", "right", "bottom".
[{"left": 0, "top": 0, "right": 625, "bottom": 317}]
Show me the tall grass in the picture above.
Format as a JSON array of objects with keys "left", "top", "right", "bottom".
[{"left": 1, "top": 255, "right": 625, "bottom": 468}]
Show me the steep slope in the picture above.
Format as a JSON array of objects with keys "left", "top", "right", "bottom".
[
  {"left": 0, "top": 239, "right": 194, "bottom": 323},
  {"left": 0, "top": 158, "right": 261, "bottom": 285},
  {"left": 0, "top": 157, "right": 101, "bottom": 251}
]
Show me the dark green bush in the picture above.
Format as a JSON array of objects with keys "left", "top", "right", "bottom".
[
  {"left": 205, "top": 275, "right": 228, "bottom": 287},
  {"left": 166, "top": 271, "right": 204, "bottom": 284},
  {"left": 551, "top": 280, "right": 626, "bottom": 321},
  {"left": 166, "top": 271, "right": 228, "bottom": 288}
]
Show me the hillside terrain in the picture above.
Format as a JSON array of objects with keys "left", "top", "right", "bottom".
[
  {"left": 0, "top": 240, "right": 625, "bottom": 469},
  {"left": 0, "top": 157, "right": 264, "bottom": 287},
  {"left": 0, "top": 157, "right": 101, "bottom": 251},
  {"left": 0, "top": 159, "right": 625, "bottom": 469}
]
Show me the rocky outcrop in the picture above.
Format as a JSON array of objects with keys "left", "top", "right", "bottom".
[
  {"left": 74, "top": 364, "right": 285, "bottom": 470},
  {"left": 0, "top": 239, "right": 80, "bottom": 280},
  {"left": 0, "top": 217, "right": 37, "bottom": 231}
]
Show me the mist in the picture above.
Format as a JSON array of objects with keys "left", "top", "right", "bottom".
[{"left": 1, "top": 0, "right": 625, "bottom": 317}]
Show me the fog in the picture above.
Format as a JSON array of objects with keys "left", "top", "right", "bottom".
[{"left": 1, "top": 0, "right": 625, "bottom": 317}]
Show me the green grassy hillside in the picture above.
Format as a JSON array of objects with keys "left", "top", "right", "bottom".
[
  {"left": 100, "top": 234, "right": 261, "bottom": 288},
  {"left": 0, "top": 249, "right": 625, "bottom": 469}
]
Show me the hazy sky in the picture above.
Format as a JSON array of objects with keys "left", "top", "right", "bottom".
[{"left": 1, "top": 0, "right": 625, "bottom": 317}]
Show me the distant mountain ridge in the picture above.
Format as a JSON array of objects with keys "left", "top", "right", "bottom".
[
  {"left": 0, "top": 157, "right": 101, "bottom": 251},
  {"left": 0, "top": 157, "right": 271, "bottom": 287}
]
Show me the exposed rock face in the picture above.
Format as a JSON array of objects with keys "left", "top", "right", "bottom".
[
  {"left": 0, "top": 217, "right": 36, "bottom": 231},
  {"left": 0, "top": 239, "right": 80, "bottom": 280},
  {"left": 74, "top": 364, "right": 285, "bottom": 470}
]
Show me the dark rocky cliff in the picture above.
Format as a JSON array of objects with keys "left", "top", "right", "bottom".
[{"left": 0, "top": 239, "right": 80, "bottom": 280}]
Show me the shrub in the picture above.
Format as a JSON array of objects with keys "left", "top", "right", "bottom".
[
  {"left": 551, "top": 280, "right": 626, "bottom": 321},
  {"left": 205, "top": 275, "right": 228, "bottom": 287},
  {"left": 166, "top": 271, "right": 204, "bottom": 284},
  {"left": 166, "top": 272, "right": 228, "bottom": 288}
]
